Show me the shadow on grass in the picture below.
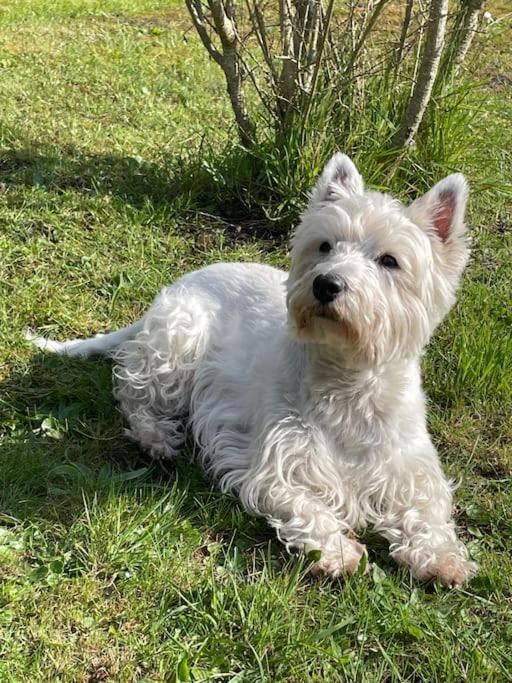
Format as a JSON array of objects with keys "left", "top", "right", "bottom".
[
  {"left": 0, "top": 349, "right": 401, "bottom": 582},
  {"left": 0, "top": 350, "right": 278, "bottom": 559},
  {"left": 0, "top": 142, "right": 285, "bottom": 242}
]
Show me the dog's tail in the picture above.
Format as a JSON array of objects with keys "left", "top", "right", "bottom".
[{"left": 26, "top": 320, "right": 143, "bottom": 359}]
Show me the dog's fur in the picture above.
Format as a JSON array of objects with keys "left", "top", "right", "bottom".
[{"left": 29, "top": 154, "right": 477, "bottom": 586}]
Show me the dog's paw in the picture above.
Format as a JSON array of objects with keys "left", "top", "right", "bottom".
[
  {"left": 310, "top": 538, "right": 367, "bottom": 579},
  {"left": 430, "top": 556, "right": 477, "bottom": 588},
  {"left": 413, "top": 555, "right": 477, "bottom": 588}
]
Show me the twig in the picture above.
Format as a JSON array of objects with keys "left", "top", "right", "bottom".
[{"left": 301, "top": 0, "right": 335, "bottom": 128}]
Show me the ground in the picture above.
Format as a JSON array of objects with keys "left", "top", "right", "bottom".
[{"left": 0, "top": 1, "right": 511, "bottom": 681}]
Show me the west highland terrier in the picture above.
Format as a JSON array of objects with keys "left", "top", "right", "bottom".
[{"left": 29, "top": 154, "right": 477, "bottom": 587}]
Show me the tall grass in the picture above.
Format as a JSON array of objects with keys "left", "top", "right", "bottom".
[
  {"left": 172, "top": 3, "right": 511, "bottom": 229},
  {"left": 177, "top": 74, "right": 496, "bottom": 228}
]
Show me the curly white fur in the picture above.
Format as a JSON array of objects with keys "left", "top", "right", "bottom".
[{"left": 29, "top": 154, "right": 477, "bottom": 587}]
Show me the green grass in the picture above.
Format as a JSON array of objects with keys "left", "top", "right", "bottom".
[{"left": 0, "top": 1, "right": 511, "bottom": 681}]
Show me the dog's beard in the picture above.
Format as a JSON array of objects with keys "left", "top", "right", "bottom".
[
  {"left": 288, "top": 279, "right": 435, "bottom": 367},
  {"left": 287, "top": 277, "right": 390, "bottom": 365},
  {"left": 289, "top": 293, "right": 363, "bottom": 351},
  {"left": 291, "top": 304, "right": 388, "bottom": 368},
  {"left": 296, "top": 302, "right": 353, "bottom": 338}
]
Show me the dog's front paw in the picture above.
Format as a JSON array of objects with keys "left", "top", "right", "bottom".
[
  {"left": 429, "top": 556, "right": 477, "bottom": 588},
  {"left": 413, "top": 555, "right": 477, "bottom": 588},
  {"left": 310, "top": 538, "right": 367, "bottom": 579}
]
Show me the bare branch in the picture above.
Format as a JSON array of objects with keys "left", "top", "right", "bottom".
[
  {"left": 453, "top": 0, "right": 485, "bottom": 71},
  {"left": 279, "top": 0, "right": 298, "bottom": 113},
  {"left": 238, "top": 50, "right": 276, "bottom": 120},
  {"left": 209, "top": 0, "right": 237, "bottom": 47},
  {"left": 344, "top": 0, "right": 392, "bottom": 78},
  {"left": 246, "top": 0, "right": 280, "bottom": 91},
  {"left": 439, "top": 0, "right": 486, "bottom": 84},
  {"left": 391, "top": 0, "right": 449, "bottom": 149},
  {"left": 187, "top": 0, "right": 256, "bottom": 146},
  {"left": 185, "top": 0, "right": 223, "bottom": 65},
  {"left": 392, "top": 0, "right": 415, "bottom": 87},
  {"left": 302, "top": 0, "right": 335, "bottom": 125},
  {"left": 185, "top": 0, "right": 483, "bottom": 154},
  {"left": 302, "top": 1, "right": 322, "bottom": 91}
]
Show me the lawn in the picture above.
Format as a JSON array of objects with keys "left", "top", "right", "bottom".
[{"left": 0, "top": 1, "right": 511, "bottom": 681}]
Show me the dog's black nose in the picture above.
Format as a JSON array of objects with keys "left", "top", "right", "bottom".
[{"left": 312, "top": 274, "right": 345, "bottom": 304}]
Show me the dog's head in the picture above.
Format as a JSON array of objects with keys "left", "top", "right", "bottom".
[{"left": 286, "top": 153, "right": 470, "bottom": 365}]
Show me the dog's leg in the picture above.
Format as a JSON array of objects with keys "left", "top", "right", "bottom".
[
  {"left": 277, "top": 503, "right": 368, "bottom": 579},
  {"left": 383, "top": 514, "right": 476, "bottom": 588},
  {"left": 376, "top": 447, "right": 477, "bottom": 587},
  {"left": 240, "top": 418, "right": 367, "bottom": 578},
  {"left": 112, "top": 293, "right": 210, "bottom": 460}
]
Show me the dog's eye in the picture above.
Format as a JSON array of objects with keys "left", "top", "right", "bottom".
[
  {"left": 319, "top": 242, "right": 332, "bottom": 254},
  {"left": 378, "top": 254, "right": 399, "bottom": 269}
]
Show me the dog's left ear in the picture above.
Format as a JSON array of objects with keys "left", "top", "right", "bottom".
[
  {"left": 407, "top": 174, "right": 469, "bottom": 245},
  {"left": 310, "top": 153, "right": 364, "bottom": 205}
]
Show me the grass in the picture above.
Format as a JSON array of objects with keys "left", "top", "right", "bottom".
[{"left": 0, "top": 0, "right": 511, "bottom": 681}]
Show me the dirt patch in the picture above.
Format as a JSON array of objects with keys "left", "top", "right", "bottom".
[{"left": 183, "top": 211, "right": 287, "bottom": 254}]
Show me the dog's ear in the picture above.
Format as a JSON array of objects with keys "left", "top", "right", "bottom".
[
  {"left": 310, "top": 153, "right": 364, "bottom": 204},
  {"left": 408, "top": 174, "right": 469, "bottom": 245},
  {"left": 407, "top": 174, "right": 470, "bottom": 276}
]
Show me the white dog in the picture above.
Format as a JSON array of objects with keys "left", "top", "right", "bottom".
[{"left": 30, "top": 154, "right": 477, "bottom": 587}]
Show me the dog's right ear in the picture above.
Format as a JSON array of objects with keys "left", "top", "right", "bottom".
[{"left": 310, "top": 153, "right": 364, "bottom": 205}]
